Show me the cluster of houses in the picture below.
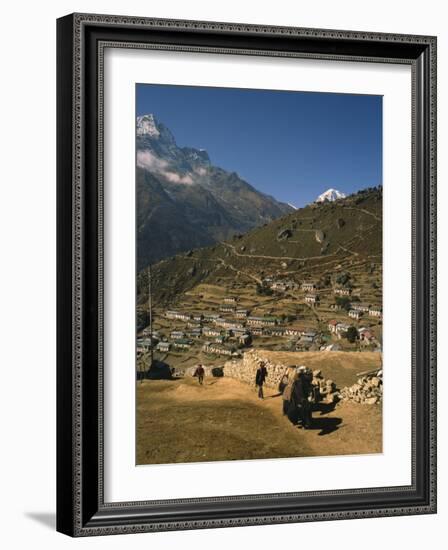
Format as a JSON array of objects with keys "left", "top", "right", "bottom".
[
  {"left": 327, "top": 320, "right": 351, "bottom": 339},
  {"left": 144, "top": 305, "right": 324, "bottom": 356},
  {"left": 327, "top": 320, "right": 377, "bottom": 344},
  {"left": 141, "top": 284, "right": 382, "bottom": 357},
  {"left": 348, "top": 303, "right": 382, "bottom": 320}
]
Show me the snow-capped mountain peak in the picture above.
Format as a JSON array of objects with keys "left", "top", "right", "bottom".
[
  {"left": 315, "top": 188, "right": 346, "bottom": 203},
  {"left": 137, "top": 114, "right": 160, "bottom": 137}
]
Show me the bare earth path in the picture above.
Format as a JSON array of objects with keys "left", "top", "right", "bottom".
[{"left": 137, "top": 376, "right": 382, "bottom": 465}]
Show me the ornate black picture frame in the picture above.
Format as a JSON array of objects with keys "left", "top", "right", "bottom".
[{"left": 57, "top": 13, "right": 437, "bottom": 537}]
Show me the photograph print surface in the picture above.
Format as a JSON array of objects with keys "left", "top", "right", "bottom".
[{"left": 135, "top": 84, "right": 383, "bottom": 466}]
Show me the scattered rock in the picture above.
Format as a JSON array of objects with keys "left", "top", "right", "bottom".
[
  {"left": 315, "top": 229, "right": 325, "bottom": 243},
  {"left": 339, "top": 370, "right": 382, "bottom": 404},
  {"left": 277, "top": 228, "right": 293, "bottom": 241}
]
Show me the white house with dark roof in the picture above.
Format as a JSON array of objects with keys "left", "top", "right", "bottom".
[
  {"left": 203, "top": 327, "right": 221, "bottom": 337},
  {"left": 348, "top": 309, "right": 363, "bottom": 320},
  {"left": 305, "top": 294, "right": 319, "bottom": 305},
  {"left": 156, "top": 341, "right": 171, "bottom": 352},
  {"left": 301, "top": 282, "right": 316, "bottom": 292},
  {"left": 236, "top": 308, "right": 249, "bottom": 318},
  {"left": 334, "top": 287, "right": 351, "bottom": 296},
  {"left": 352, "top": 303, "right": 371, "bottom": 313},
  {"left": 369, "top": 306, "right": 382, "bottom": 318},
  {"left": 219, "top": 304, "right": 236, "bottom": 313}
]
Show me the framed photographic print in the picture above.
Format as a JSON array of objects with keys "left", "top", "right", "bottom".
[{"left": 56, "top": 13, "right": 437, "bottom": 536}]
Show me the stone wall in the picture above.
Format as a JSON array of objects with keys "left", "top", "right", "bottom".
[{"left": 223, "top": 349, "right": 293, "bottom": 389}]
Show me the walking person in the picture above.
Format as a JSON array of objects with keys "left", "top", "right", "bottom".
[
  {"left": 255, "top": 362, "right": 268, "bottom": 399},
  {"left": 194, "top": 364, "right": 205, "bottom": 385},
  {"left": 282, "top": 370, "right": 296, "bottom": 418},
  {"left": 291, "top": 366, "right": 312, "bottom": 428}
]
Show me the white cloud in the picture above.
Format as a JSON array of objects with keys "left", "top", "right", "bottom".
[
  {"left": 164, "top": 172, "right": 194, "bottom": 185},
  {"left": 137, "top": 150, "right": 194, "bottom": 185},
  {"left": 136, "top": 150, "right": 169, "bottom": 171},
  {"left": 194, "top": 167, "right": 208, "bottom": 176}
]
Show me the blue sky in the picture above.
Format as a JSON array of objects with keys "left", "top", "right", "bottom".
[{"left": 136, "top": 84, "right": 382, "bottom": 208}]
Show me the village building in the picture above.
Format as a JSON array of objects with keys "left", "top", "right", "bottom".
[
  {"left": 284, "top": 327, "right": 301, "bottom": 337},
  {"left": 300, "top": 332, "right": 317, "bottom": 344},
  {"left": 137, "top": 336, "right": 158, "bottom": 349},
  {"left": 173, "top": 339, "right": 192, "bottom": 350},
  {"left": 214, "top": 335, "right": 226, "bottom": 344},
  {"left": 224, "top": 297, "right": 237, "bottom": 304},
  {"left": 271, "top": 280, "right": 290, "bottom": 292},
  {"left": 203, "top": 327, "right": 221, "bottom": 337},
  {"left": 219, "top": 304, "right": 236, "bottom": 313},
  {"left": 330, "top": 303, "right": 342, "bottom": 311},
  {"left": 305, "top": 294, "right": 320, "bottom": 305},
  {"left": 351, "top": 303, "right": 371, "bottom": 313},
  {"left": 236, "top": 308, "right": 249, "bottom": 318},
  {"left": 359, "top": 328, "right": 376, "bottom": 343},
  {"left": 334, "top": 287, "right": 351, "bottom": 296},
  {"left": 328, "top": 319, "right": 339, "bottom": 333},
  {"left": 335, "top": 323, "right": 350, "bottom": 338},
  {"left": 215, "top": 319, "right": 244, "bottom": 330},
  {"left": 187, "top": 328, "right": 202, "bottom": 339},
  {"left": 170, "top": 330, "right": 185, "bottom": 340},
  {"left": 204, "top": 313, "right": 220, "bottom": 321},
  {"left": 231, "top": 327, "right": 249, "bottom": 336},
  {"left": 156, "top": 341, "right": 171, "bottom": 352},
  {"left": 187, "top": 321, "right": 202, "bottom": 329},
  {"left": 301, "top": 282, "right": 316, "bottom": 292},
  {"left": 369, "top": 306, "right": 382, "bottom": 318},
  {"left": 165, "top": 310, "right": 191, "bottom": 322},
  {"left": 268, "top": 327, "right": 286, "bottom": 337},
  {"left": 193, "top": 314, "right": 204, "bottom": 322},
  {"left": 247, "top": 316, "right": 278, "bottom": 327},
  {"left": 251, "top": 327, "right": 263, "bottom": 336},
  {"left": 348, "top": 309, "right": 363, "bottom": 320}
]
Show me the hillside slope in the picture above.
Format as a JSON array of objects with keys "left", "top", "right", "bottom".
[
  {"left": 138, "top": 186, "right": 382, "bottom": 306},
  {"left": 136, "top": 114, "right": 293, "bottom": 269}
]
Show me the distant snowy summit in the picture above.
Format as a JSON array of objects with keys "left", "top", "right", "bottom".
[{"left": 315, "top": 188, "right": 346, "bottom": 203}]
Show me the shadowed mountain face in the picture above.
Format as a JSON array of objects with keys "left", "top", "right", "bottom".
[{"left": 136, "top": 114, "right": 293, "bottom": 271}]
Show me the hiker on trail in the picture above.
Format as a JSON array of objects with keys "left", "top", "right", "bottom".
[
  {"left": 255, "top": 362, "right": 268, "bottom": 399},
  {"left": 194, "top": 364, "right": 205, "bottom": 385},
  {"left": 291, "top": 366, "right": 312, "bottom": 429},
  {"left": 282, "top": 370, "right": 297, "bottom": 418}
]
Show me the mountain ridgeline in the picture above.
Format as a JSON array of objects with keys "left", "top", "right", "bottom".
[
  {"left": 138, "top": 186, "right": 382, "bottom": 307},
  {"left": 137, "top": 114, "right": 293, "bottom": 270}
]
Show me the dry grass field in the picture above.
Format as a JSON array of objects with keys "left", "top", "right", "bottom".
[{"left": 136, "top": 351, "right": 382, "bottom": 465}]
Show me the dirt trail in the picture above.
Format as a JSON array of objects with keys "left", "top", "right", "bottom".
[{"left": 137, "top": 376, "right": 382, "bottom": 465}]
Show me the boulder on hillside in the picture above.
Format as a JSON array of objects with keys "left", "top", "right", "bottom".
[
  {"left": 315, "top": 229, "right": 325, "bottom": 243},
  {"left": 187, "top": 265, "right": 197, "bottom": 276},
  {"left": 277, "top": 228, "right": 292, "bottom": 241}
]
